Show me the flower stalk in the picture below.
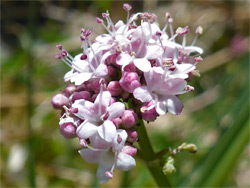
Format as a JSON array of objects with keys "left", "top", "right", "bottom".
[{"left": 137, "top": 119, "right": 172, "bottom": 187}]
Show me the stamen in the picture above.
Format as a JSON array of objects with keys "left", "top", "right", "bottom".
[
  {"left": 98, "top": 79, "right": 105, "bottom": 116},
  {"left": 156, "top": 31, "right": 164, "bottom": 49},
  {"left": 122, "top": 12, "right": 141, "bottom": 34},
  {"left": 168, "top": 18, "right": 174, "bottom": 42},
  {"left": 191, "top": 26, "right": 203, "bottom": 46}
]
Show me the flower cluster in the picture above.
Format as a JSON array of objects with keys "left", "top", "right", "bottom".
[{"left": 52, "top": 4, "right": 203, "bottom": 184}]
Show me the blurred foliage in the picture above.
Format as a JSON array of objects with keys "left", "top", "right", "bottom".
[{"left": 1, "top": 0, "right": 249, "bottom": 187}]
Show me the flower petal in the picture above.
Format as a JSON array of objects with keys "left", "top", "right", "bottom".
[
  {"left": 107, "top": 102, "right": 125, "bottom": 120},
  {"left": 78, "top": 148, "right": 102, "bottom": 163},
  {"left": 133, "top": 86, "right": 152, "bottom": 102},
  {"left": 98, "top": 120, "right": 116, "bottom": 142},
  {"left": 115, "top": 152, "right": 136, "bottom": 171},
  {"left": 77, "top": 121, "right": 98, "bottom": 139},
  {"left": 133, "top": 58, "right": 151, "bottom": 72},
  {"left": 165, "top": 96, "right": 184, "bottom": 115}
]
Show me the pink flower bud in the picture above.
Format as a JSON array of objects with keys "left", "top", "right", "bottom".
[
  {"left": 56, "top": 44, "right": 62, "bottom": 50},
  {"left": 96, "top": 17, "right": 103, "bottom": 24},
  {"left": 121, "top": 145, "right": 137, "bottom": 157},
  {"left": 107, "top": 66, "right": 118, "bottom": 79},
  {"left": 122, "top": 110, "right": 137, "bottom": 128},
  {"left": 107, "top": 81, "right": 123, "bottom": 96},
  {"left": 140, "top": 101, "right": 159, "bottom": 122},
  {"left": 123, "top": 3, "right": 132, "bottom": 11},
  {"left": 64, "top": 84, "right": 76, "bottom": 97},
  {"left": 126, "top": 129, "right": 138, "bottom": 143},
  {"left": 111, "top": 118, "right": 122, "bottom": 129},
  {"left": 119, "top": 72, "right": 141, "bottom": 93},
  {"left": 51, "top": 94, "right": 69, "bottom": 109},
  {"left": 60, "top": 122, "right": 76, "bottom": 139},
  {"left": 72, "top": 91, "right": 91, "bottom": 103}
]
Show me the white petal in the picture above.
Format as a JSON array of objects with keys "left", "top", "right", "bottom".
[
  {"left": 71, "top": 72, "right": 92, "bottom": 85},
  {"left": 78, "top": 149, "right": 102, "bottom": 163},
  {"left": 96, "top": 152, "right": 114, "bottom": 184},
  {"left": 165, "top": 96, "right": 184, "bottom": 115},
  {"left": 146, "top": 45, "right": 163, "bottom": 59},
  {"left": 115, "top": 152, "right": 136, "bottom": 171},
  {"left": 72, "top": 99, "right": 95, "bottom": 120},
  {"left": 133, "top": 86, "right": 152, "bottom": 102},
  {"left": 107, "top": 102, "right": 125, "bottom": 120},
  {"left": 133, "top": 58, "right": 151, "bottom": 72},
  {"left": 94, "top": 91, "right": 111, "bottom": 109},
  {"left": 94, "top": 64, "right": 108, "bottom": 77},
  {"left": 116, "top": 53, "right": 133, "bottom": 66},
  {"left": 77, "top": 121, "right": 98, "bottom": 139},
  {"left": 112, "top": 129, "right": 127, "bottom": 152},
  {"left": 185, "top": 46, "right": 203, "bottom": 55},
  {"left": 98, "top": 120, "right": 116, "bottom": 142},
  {"left": 155, "top": 100, "right": 167, "bottom": 115}
]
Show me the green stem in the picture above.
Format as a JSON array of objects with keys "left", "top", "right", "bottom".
[{"left": 137, "top": 119, "right": 173, "bottom": 187}]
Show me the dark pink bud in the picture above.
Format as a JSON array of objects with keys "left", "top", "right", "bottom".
[
  {"left": 111, "top": 118, "right": 122, "bottom": 129},
  {"left": 140, "top": 101, "right": 159, "bottom": 122},
  {"left": 80, "top": 54, "right": 88, "bottom": 60},
  {"left": 107, "top": 66, "right": 118, "bottom": 79},
  {"left": 119, "top": 72, "right": 141, "bottom": 93},
  {"left": 80, "top": 35, "right": 87, "bottom": 41},
  {"left": 61, "top": 50, "right": 68, "bottom": 57},
  {"left": 72, "top": 91, "right": 91, "bottom": 103},
  {"left": 96, "top": 17, "right": 103, "bottom": 24},
  {"left": 107, "top": 81, "right": 123, "bottom": 96},
  {"left": 79, "top": 138, "right": 87, "bottom": 147},
  {"left": 102, "top": 13, "right": 108, "bottom": 19},
  {"left": 105, "top": 171, "right": 113, "bottom": 179},
  {"left": 122, "top": 110, "right": 137, "bottom": 128},
  {"left": 60, "top": 122, "right": 76, "bottom": 139},
  {"left": 126, "top": 129, "right": 138, "bottom": 143},
  {"left": 84, "top": 29, "right": 91, "bottom": 36},
  {"left": 56, "top": 44, "right": 63, "bottom": 50},
  {"left": 64, "top": 84, "right": 76, "bottom": 97},
  {"left": 121, "top": 145, "right": 137, "bottom": 156},
  {"left": 121, "top": 91, "right": 130, "bottom": 100},
  {"left": 123, "top": 3, "right": 132, "bottom": 11},
  {"left": 51, "top": 94, "right": 69, "bottom": 109},
  {"left": 156, "top": 31, "right": 162, "bottom": 37},
  {"left": 54, "top": 53, "right": 62, "bottom": 59}
]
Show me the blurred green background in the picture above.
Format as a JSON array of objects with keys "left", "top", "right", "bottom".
[{"left": 1, "top": 0, "right": 249, "bottom": 187}]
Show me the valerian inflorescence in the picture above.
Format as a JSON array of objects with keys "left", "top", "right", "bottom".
[{"left": 52, "top": 3, "right": 203, "bottom": 184}]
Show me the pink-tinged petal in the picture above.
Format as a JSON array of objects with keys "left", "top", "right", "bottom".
[
  {"left": 144, "top": 67, "right": 163, "bottom": 91},
  {"left": 77, "top": 121, "right": 98, "bottom": 139},
  {"left": 146, "top": 45, "right": 163, "bottom": 59},
  {"left": 184, "top": 46, "right": 203, "bottom": 55},
  {"left": 155, "top": 100, "right": 167, "bottom": 115},
  {"left": 71, "top": 72, "right": 92, "bottom": 86},
  {"left": 89, "top": 132, "right": 112, "bottom": 149},
  {"left": 112, "top": 129, "right": 127, "bottom": 152},
  {"left": 94, "top": 91, "right": 111, "bottom": 109},
  {"left": 115, "top": 152, "right": 136, "bottom": 171},
  {"left": 116, "top": 53, "right": 133, "bottom": 66},
  {"left": 133, "top": 86, "right": 152, "bottom": 102},
  {"left": 98, "top": 120, "right": 116, "bottom": 142},
  {"left": 165, "top": 96, "right": 184, "bottom": 115},
  {"left": 72, "top": 99, "right": 95, "bottom": 120},
  {"left": 96, "top": 152, "right": 114, "bottom": 184},
  {"left": 94, "top": 64, "right": 108, "bottom": 77},
  {"left": 78, "top": 149, "right": 102, "bottom": 163},
  {"left": 107, "top": 102, "right": 125, "bottom": 120},
  {"left": 133, "top": 58, "right": 151, "bottom": 72},
  {"left": 95, "top": 34, "right": 113, "bottom": 44},
  {"left": 158, "top": 78, "right": 187, "bottom": 95}
]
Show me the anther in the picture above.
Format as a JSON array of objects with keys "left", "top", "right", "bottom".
[
  {"left": 117, "top": 134, "right": 122, "bottom": 144},
  {"left": 96, "top": 17, "right": 103, "bottom": 24},
  {"left": 80, "top": 54, "right": 88, "bottom": 60},
  {"left": 195, "top": 26, "right": 203, "bottom": 35},
  {"left": 123, "top": 3, "right": 132, "bottom": 11},
  {"left": 56, "top": 44, "right": 63, "bottom": 51},
  {"left": 105, "top": 171, "right": 113, "bottom": 179},
  {"left": 176, "top": 26, "right": 190, "bottom": 36}
]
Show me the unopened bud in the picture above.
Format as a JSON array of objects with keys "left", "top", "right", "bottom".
[
  {"left": 96, "top": 17, "right": 103, "bottom": 24},
  {"left": 121, "top": 145, "right": 137, "bottom": 156},
  {"left": 59, "top": 122, "right": 76, "bottom": 139},
  {"left": 51, "top": 94, "right": 69, "bottom": 109},
  {"left": 123, "top": 3, "right": 132, "bottom": 11},
  {"left": 107, "top": 81, "right": 123, "bottom": 96},
  {"left": 122, "top": 110, "right": 137, "bottom": 128},
  {"left": 182, "top": 143, "right": 197, "bottom": 153},
  {"left": 163, "top": 157, "right": 176, "bottom": 175}
]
